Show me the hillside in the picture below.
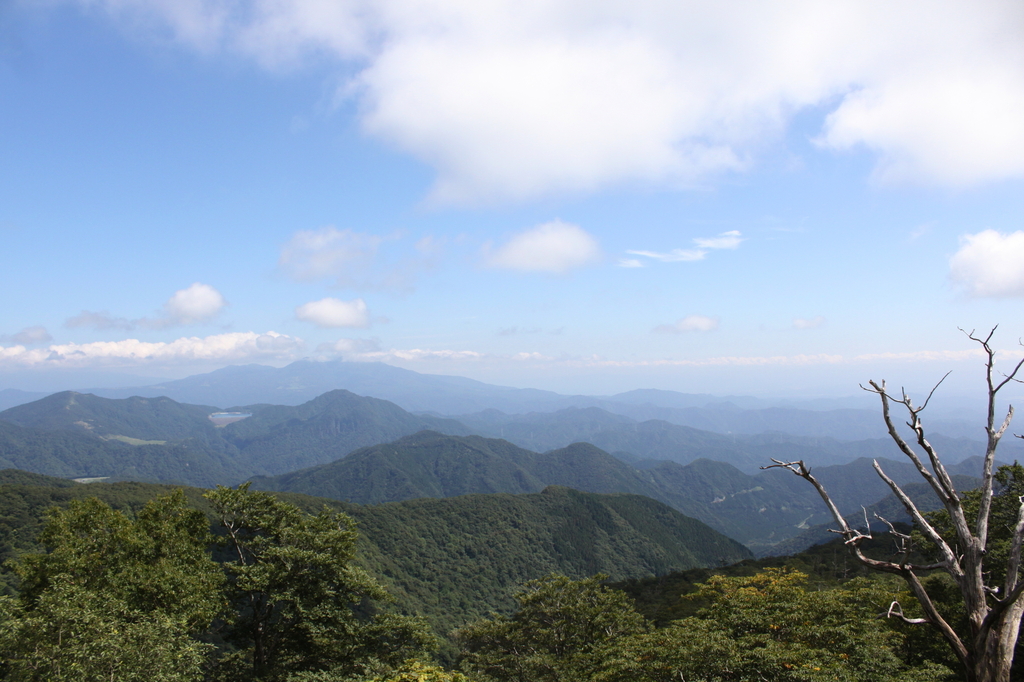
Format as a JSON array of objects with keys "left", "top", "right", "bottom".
[
  {"left": 0, "top": 389, "right": 471, "bottom": 484},
  {"left": 248, "top": 431, "right": 659, "bottom": 504},
  {"left": 220, "top": 389, "right": 471, "bottom": 475},
  {"left": 0, "top": 475, "right": 751, "bottom": 638},
  {"left": 0, "top": 419, "right": 249, "bottom": 486},
  {"left": 248, "top": 430, "right": 990, "bottom": 554},
  {"left": 63, "top": 358, "right": 982, "bottom": 443}
]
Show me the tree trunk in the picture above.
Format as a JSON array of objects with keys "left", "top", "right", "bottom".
[{"left": 972, "top": 600, "right": 1024, "bottom": 682}]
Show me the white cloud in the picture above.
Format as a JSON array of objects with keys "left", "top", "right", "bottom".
[
  {"left": 793, "top": 316, "right": 825, "bottom": 329},
  {"left": 627, "top": 248, "right": 707, "bottom": 263},
  {"left": 65, "top": 310, "right": 135, "bottom": 331},
  {"left": 486, "top": 220, "right": 600, "bottom": 273},
  {"left": 628, "top": 231, "right": 743, "bottom": 264},
  {"left": 295, "top": 297, "right": 370, "bottom": 328},
  {"left": 0, "top": 326, "right": 53, "bottom": 346},
  {"left": 949, "top": 230, "right": 1024, "bottom": 297},
  {"left": 693, "top": 230, "right": 744, "bottom": 250},
  {"left": 161, "top": 283, "right": 227, "bottom": 324},
  {"left": 654, "top": 315, "right": 719, "bottom": 333},
  {"left": 315, "top": 337, "right": 382, "bottom": 354},
  {"left": 0, "top": 331, "right": 302, "bottom": 368},
  {"left": 63, "top": 284, "right": 226, "bottom": 331},
  {"left": 66, "top": 1, "right": 1024, "bottom": 201},
  {"left": 279, "top": 226, "right": 438, "bottom": 291},
  {"left": 279, "top": 226, "right": 383, "bottom": 283},
  {"left": 616, "top": 258, "right": 645, "bottom": 268}
]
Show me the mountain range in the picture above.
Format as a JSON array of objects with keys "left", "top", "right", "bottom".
[
  {"left": 3, "top": 359, "right": 987, "bottom": 442},
  {"left": 0, "top": 474, "right": 752, "bottom": 637},
  {"left": 0, "top": 364, "right": 1010, "bottom": 554}
]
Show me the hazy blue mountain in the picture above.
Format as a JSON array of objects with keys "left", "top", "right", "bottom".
[
  {"left": 762, "top": 473, "right": 982, "bottom": 557},
  {"left": 454, "top": 405, "right": 1023, "bottom": 471},
  {"left": 0, "top": 391, "right": 222, "bottom": 443},
  {"left": 59, "top": 359, "right": 987, "bottom": 442},
  {"left": 248, "top": 428, "right": 996, "bottom": 553},
  {"left": 248, "top": 431, "right": 658, "bottom": 504},
  {"left": 0, "top": 389, "right": 48, "bottom": 412},
  {"left": 220, "top": 389, "right": 472, "bottom": 475},
  {"left": 84, "top": 359, "right": 593, "bottom": 414},
  {"left": 0, "top": 419, "right": 248, "bottom": 485},
  {"left": 0, "top": 389, "right": 472, "bottom": 483}
]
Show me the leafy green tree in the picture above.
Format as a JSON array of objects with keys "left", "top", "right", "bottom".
[
  {"left": 456, "top": 573, "right": 650, "bottom": 682},
  {"left": 288, "top": 659, "right": 470, "bottom": 682},
  {"left": 206, "top": 484, "right": 434, "bottom": 682},
  {"left": 0, "top": 490, "right": 222, "bottom": 681},
  {"left": 593, "top": 569, "right": 954, "bottom": 682}
]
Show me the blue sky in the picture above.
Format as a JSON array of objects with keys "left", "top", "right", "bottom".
[{"left": 2, "top": 0, "right": 1024, "bottom": 400}]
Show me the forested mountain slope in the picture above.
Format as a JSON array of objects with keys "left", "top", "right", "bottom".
[
  {"left": 453, "top": 405, "right": 1017, "bottom": 472},
  {"left": 248, "top": 430, "right": 989, "bottom": 554},
  {"left": 0, "top": 475, "right": 751, "bottom": 637},
  {"left": 0, "top": 390, "right": 470, "bottom": 485},
  {"left": 67, "top": 358, "right": 981, "bottom": 443}
]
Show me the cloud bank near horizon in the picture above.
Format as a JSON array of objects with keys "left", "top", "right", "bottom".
[{"left": 63, "top": 0, "right": 1024, "bottom": 203}]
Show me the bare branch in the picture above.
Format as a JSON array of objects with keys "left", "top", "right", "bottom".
[
  {"left": 874, "top": 512, "right": 914, "bottom": 566},
  {"left": 966, "top": 326, "right": 1023, "bottom": 548},
  {"left": 763, "top": 459, "right": 921, "bottom": 575},
  {"left": 862, "top": 381, "right": 955, "bottom": 504},
  {"left": 887, "top": 601, "right": 930, "bottom": 625},
  {"left": 902, "top": 570, "right": 970, "bottom": 666},
  {"left": 872, "top": 460, "right": 962, "bottom": 578},
  {"left": 918, "top": 371, "right": 952, "bottom": 413}
]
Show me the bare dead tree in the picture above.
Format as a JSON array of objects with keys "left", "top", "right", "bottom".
[{"left": 764, "top": 327, "right": 1024, "bottom": 682}]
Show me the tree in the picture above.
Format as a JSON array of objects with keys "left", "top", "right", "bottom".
[
  {"left": 0, "top": 490, "right": 222, "bottom": 681},
  {"left": 765, "top": 328, "right": 1024, "bottom": 682},
  {"left": 593, "top": 569, "right": 952, "bottom": 682},
  {"left": 455, "top": 573, "right": 651, "bottom": 682},
  {"left": 205, "top": 484, "right": 434, "bottom": 682}
]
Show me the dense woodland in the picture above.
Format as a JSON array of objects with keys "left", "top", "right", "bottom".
[
  {"left": 1, "top": 369, "right": 1022, "bottom": 680},
  {"left": 0, "top": 474, "right": 977, "bottom": 681}
]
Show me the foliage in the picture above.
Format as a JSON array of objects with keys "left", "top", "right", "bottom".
[
  {"left": 206, "top": 484, "right": 434, "bottom": 682},
  {"left": 344, "top": 485, "right": 750, "bottom": 639},
  {"left": 0, "top": 584, "right": 210, "bottom": 682},
  {"left": 923, "top": 463, "right": 1024, "bottom": 586},
  {"left": 594, "top": 569, "right": 956, "bottom": 682},
  {"left": 456, "top": 574, "right": 651, "bottom": 682},
  {"left": 288, "top": 659, "right": 470, "bottom": 682},
  {"left": 0, "top": 490, "right": 223, "bottom": 681}
]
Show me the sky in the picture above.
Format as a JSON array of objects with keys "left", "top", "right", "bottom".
[{"left": 2, "top": 0, "right": 1024, "bottom": 401}]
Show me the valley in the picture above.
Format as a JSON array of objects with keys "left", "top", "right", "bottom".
[{"left": 0, "top": 359, "right": 1005, "bottom": 556}]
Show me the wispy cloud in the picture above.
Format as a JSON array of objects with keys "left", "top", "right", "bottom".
[
  {"left": 0, "top": 326, "right": 53, "bottom": 346},
  {"left": 279, "top": 226, "right": 385, "bottom": 284},
  {"left": 793, "top": 316, "right": 825, "bottom": 329},
  {"left": 73, "top": 3, "right": 1024, "bottom": 201},
  {"left": 0, "top": 331, "right": 302, "bottom": 368},
  {"left": 279, "top": 226, "right": 441, "bottom": 292},
  {"left": 291, "top": 344, "right": 999, "bottom": 372},
  {"left": 628, "top": 231, "right": 743, "bottom": 265},
  {"left": 654, "top": 315, "right": 719, "bottom": 333},
  {"left": 627, "top": 248, "right": 707, "bottom": 263},
  {"left": 315, "top": 337, "right": 382, "bottom": 355},
  {"left": 693, "top": 231, "right": 744, "bottom": 250},
  {"left": 485, "top": 220, "right": 600, "bottom": 274},
  {"left": 64, "top": 283, "right": 228, "bottom": 331},
  {"left": 65, "top": 310, "right": 135, "bottom": 331}
]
